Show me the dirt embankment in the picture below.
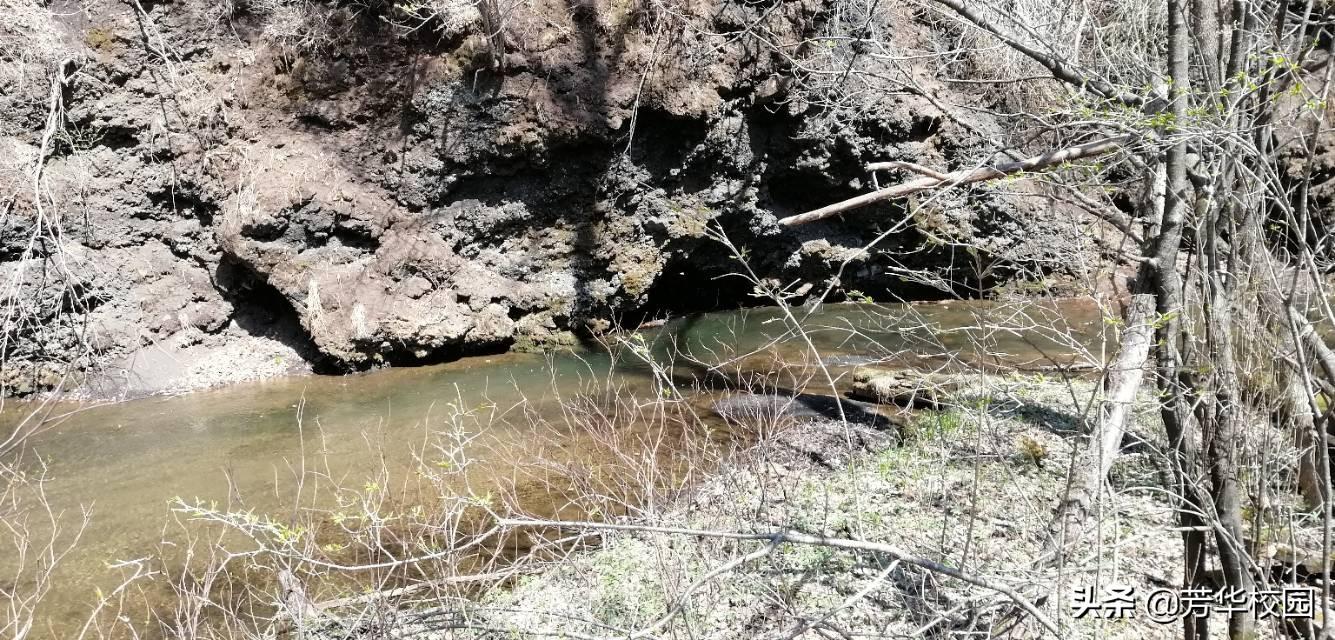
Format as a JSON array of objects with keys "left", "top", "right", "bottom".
[{"left": 1, "top": 0, "right": 1122, "bottom": 397}]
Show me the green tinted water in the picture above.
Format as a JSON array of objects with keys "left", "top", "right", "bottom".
[{"left": 0, "top": 299, "right": 1107, "bottom": 636}]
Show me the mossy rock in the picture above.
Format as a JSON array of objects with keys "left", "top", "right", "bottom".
[
  {"left": 511, "top": 330, "right": 580, "bottom": 352},
  {"left": 846, "top": 367, "right": 966, "bottom": 408}
]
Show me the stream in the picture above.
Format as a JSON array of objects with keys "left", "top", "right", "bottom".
[{"left": 0, "top": 299, "right": 1108, "bottom": 637}]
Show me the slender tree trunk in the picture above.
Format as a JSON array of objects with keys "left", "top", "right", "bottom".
[
  {"left": 1042, "top": 294, "right": 1155, "bottom": 564},
  {"left": 1196, "top": 143, "right": 1256, "bottom": 640},
  {"left": 1155, "top": 1, "right": 1211, "bottom": 638},
  {"left": 1192, "top": 0, "right": 1222, "bottom": 91},
  {"left": 1203, "top": 291, "right": 1256, "bottom": 638},
  {"left": 1286, "top": 373, "right": 1325, "bottom": 507}
]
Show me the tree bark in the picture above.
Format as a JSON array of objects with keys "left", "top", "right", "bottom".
[
  {"left": 1041, "top": 294, "right": 1155, "bottom": 564},
  {"left": 1155, "top": 1, "right": 1211, "bottom": 638}
]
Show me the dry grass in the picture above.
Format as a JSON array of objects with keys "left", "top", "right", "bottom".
[
  {"left": 457, "top": 374, "right": 1319, "bottom": 639},
  {"left": 0, "top": 0, "right": 68, "bottom": 125}
]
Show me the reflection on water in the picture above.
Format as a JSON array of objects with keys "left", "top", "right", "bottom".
[{"left": 0, "top": 299, "right": 1108, "bottom": 636}]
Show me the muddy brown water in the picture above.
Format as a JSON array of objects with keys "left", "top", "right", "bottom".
[{"left": 0, "top": 299, "right": 1107, "bottom": 637}]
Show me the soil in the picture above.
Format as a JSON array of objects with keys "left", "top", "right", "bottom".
[{"left": 0, "top": 0, "right": 1129, "bottom": 398}]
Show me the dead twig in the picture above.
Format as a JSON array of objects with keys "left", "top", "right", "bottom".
[{"left": 496, "top": 518, "right": 1061, "bottom": 635}]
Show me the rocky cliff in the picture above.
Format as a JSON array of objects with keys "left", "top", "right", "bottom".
[{"left": 0, "top": 0, "right": 1118, "bottom": 396}]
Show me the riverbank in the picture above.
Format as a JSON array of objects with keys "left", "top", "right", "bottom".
[
  {"left": 10, "top": 351, "right": 1326, "bottom": 638},
  {"left": 44, "top": 297, "right": 1113, "bottom": 402},
  {"left": 461, "top": 375, "right": 1178, "bottom": 638},
  {"left": 292, "top": 373, "right": 1312, "bottom": 639},
  {"left": 3, "top": 0, "right": 1124, "bottom": 400},
  {"left": 71, "top": 328, "right": 312, "bottom": 400},
  {"left": 16, "top": 298, "right": 1316, "bottom": 639}
]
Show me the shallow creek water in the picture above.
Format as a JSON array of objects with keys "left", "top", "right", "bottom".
[{"left": 1, "top": 299, "right": 1107, "bottom": 636}]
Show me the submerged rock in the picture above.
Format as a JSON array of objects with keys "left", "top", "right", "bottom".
[
  {"left": 846, "top": 367, "right": 968, "bottom": 408},
  {"left": 819, "top": 354, "right": 886, "bottom": 367},
  {"left": 713, "top": 392, "right": 894, "bottom": 428}
]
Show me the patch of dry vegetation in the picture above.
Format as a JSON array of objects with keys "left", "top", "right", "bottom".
[
  {"left": 425, "top": 374, "right": 1319, "bottom": 640},
  {"left": 0, "top": 0, "right": 69, "bottom": 131}
]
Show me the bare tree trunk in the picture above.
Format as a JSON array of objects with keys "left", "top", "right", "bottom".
[
  {"left": 1042, "top": 294, "right": 1154, "bottom": 564},
  {"left": 1286, "top": 374, "right": 1325, "bottom": 507},
  {"left": 1191, "top": 0, "right": 1222, "bottom": 92},
  {"left": 479, "top": 0, "right": 506, "bottom": 70},
  {"left": 1155, "top": 1, "right": 1211, "bottom": 638},
  {"left": 1203, "top": 296, "right": 1256, "bottom": 639},
  {"left": 1197, "top": 134, "right": 1256, "bottom": 640}
]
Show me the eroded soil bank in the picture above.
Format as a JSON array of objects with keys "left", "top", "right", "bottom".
[{"left": 0, "top": 0, "right": 1128, "bottom": 398}]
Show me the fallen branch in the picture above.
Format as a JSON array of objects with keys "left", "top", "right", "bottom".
[
  {"left": 866, "top": 161, "right": 951, "bottom": 181},
  {"left": 1283, "top": 303, "right": 1335, "bottom": 508},
  {"left": 497, "top": 518, "right": 1061, "bottom": 636},
  {"left": 899, "top": 85, "right": 1143, "bottom": 244},
  {"left": 273, "top": 568, "right": 544, "bottom": 636},
  {"left": 632, "top": 541, "right": 778, "bottom": 640},
  {"left": 779, "top": 134, "right": 1136, "bottom": 227},
  {"left": 1041, "top": 293, "right": 1155, "bottom": 564},
  {"left": 927, "top": 0, "right": 1147, "bottom": 109},
  {"left": 1288, "top": 304, "right": 1335, "bottom": 386},
  {"left": 310, "top": 567, "right": 539, "bottom": 612}
]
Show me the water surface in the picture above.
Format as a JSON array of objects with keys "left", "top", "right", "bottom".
[{"left": 0, "top": 299, "right": 1109, "bottom": 636}]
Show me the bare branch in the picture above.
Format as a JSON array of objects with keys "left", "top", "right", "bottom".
[
  {"left": 926, "top": 0, "right": 1148, "bottom": 108},
  {"left": 866, "top": 161, "right": 952, "bottom": 181},
  {"left": 497, "top": 518, "right": 1062, "bottom": 635},
  {"left": 780, "top": 134, "right": 1136, "bottom": 226}
]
